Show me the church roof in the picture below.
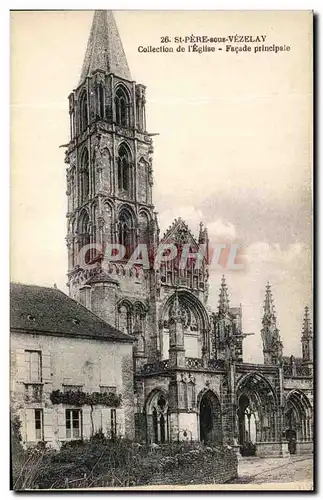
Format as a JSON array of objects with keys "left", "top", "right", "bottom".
[
  {"left": 10, "top": 283, "right": 133, "bottom": 343},
  {"left": 79, "top": 10, "right": 131, "bottom": 85}
]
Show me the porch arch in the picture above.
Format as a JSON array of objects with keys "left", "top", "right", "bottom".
[
  {"left": 236, "top": 372, "right": 278, "bottom": 453},
  {"left": 285, "top": 390, "right": 313, "bottom": 451},
  {"left": 145, "top": 389, "right": 169, "bottom": 444},
  {"left": 197, "top": 389, "right": 222, "bottom": 444}
]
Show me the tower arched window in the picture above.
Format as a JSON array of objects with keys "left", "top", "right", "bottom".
[
  {"left": 79, "top": 90, "right": 88, "bottom": 131},
  {"left": 80, "top": 148, "right": 89, "bottom": 203},
  {"left": 115, "top": 87, "right": 130, "bottom": 127},
  {"left": 117, "top": 144, "right": 131, "bottom": 193},
  {"left": 117, "top": 209, "right": 134, "bottom": 258},
  {"left": 70, "top": 111, "right": 75, "bottom": 140},
  {"left": 97, "top": 84, "right": 105, "bottom": 118},
  {"left": 79, "top": 211, "right": 91, "bottom": 264}
]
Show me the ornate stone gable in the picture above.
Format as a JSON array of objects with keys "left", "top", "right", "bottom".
[{"left": 160, "top": 218, "right": 199, "bottom": 250}]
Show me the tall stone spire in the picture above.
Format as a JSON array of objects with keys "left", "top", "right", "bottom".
[
  {"left": 301, "top": 306, "right": 313, "bottom": 363},
  {"left": 261, "top": 282, "right": 283, "bottom": 365},
  {"left": 302, "top": 306, "right": 312, "bottom": 338},
  {"left": 262, "top": 282, "right": 277, "bottom": 327},
  {"left": 198, "top": 222, "right": 204, "bottom": 243},
  {"left": 218, "top": 275, "right": 230, "bottom": 316},
  {"left": 79, "top": 10, "right": 131, "bottom": 85}
]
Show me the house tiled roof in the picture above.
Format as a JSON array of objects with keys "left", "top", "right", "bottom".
[{"left": 10, "top": 283, "right": 133, "bottom": 343}]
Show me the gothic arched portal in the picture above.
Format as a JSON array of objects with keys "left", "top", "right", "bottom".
[
  {"left": 236, "top": 372, "right": 278, "bottom": 455},
  {"left": 284, "top": 390, "right": 313, "bottom": 454},
  {"left": 198, "top": 389, "right": 222, "bottom": 445}
]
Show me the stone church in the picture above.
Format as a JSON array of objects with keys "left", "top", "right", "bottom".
[{"left": 64, "top": 10, "right": 313, "bottom": 456}]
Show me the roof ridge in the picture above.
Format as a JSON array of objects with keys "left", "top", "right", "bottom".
[{"left": 11, "top": 282, "right": 57, "bottom": 289}]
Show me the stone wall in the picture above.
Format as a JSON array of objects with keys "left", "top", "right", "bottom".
[{"left": 10, "top": 331, "right": 135, "bottom": 447}]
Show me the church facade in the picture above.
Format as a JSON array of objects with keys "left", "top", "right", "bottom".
[{"left": 64, "top": 11, "right": 313, "bottom": 456}]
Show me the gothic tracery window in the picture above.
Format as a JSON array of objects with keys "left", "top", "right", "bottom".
[
  {"left": 80, "top": 148, "right": 89, "bottom": 203},
  {"left": 138, "top": 211, "right": 149, "bottom": 245},
  {"left": 117, "top": 145, "right": 131, "bottom": 193},
  {"left": 79, "top": 90, "right": 88, "bottom": 131},
  {"left": 115, "top": 86, "right": 130, "bottom": 127},
  {"left": 147, "top": 392, "right": 169, "bottom": 444},
  {"left": 97, "top": 83, "right": 105, "bottom": 118},
  {"left": 70, "top": 111, "right": 75, "bottom": 140},
  {"left": 133, "top": 303, "right": 146, "bottom": 354},
  {"left": 118, "top": 303, "right": 131, "bottom": 335},
  {"left": 78, "top": 211, "right": 91, "bottom": 264},
  {"left": 117, "top": 209, "right": 135, "bottom": 258}
]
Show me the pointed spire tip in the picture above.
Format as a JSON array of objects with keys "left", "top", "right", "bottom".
[{"left": 79, "top": 10, "right": 131, "bottom": 85}]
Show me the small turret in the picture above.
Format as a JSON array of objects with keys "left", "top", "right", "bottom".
[
  {"left": 261, "top": 282, "right": 283, "bottom": 365},
  {"left": 218, "top": 275, "right": 230, "bottom": 316},
  {"left": 198, "top": 222, "right": 209, "bottom": 264}
]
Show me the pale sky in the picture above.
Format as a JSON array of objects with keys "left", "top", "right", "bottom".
[{"left": 10, "top": 10, "right": 312, "bottom": 362}]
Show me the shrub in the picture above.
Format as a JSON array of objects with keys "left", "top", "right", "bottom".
[{"left": 11, "top": 437, "right": 237, "bottom": 489}]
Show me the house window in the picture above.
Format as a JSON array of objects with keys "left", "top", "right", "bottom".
[
  {"left": 66, "top": 409, "right": 82, "bottom": 439},
  {"left": 100, "top": 386, "right": 116, "bottom": 394},
  {"left": 35, "top": 409, "right": 43, "bottom": 441},
  {"left": 25, "top": 350, "right": 41, "bottom": 383},
  {"left": 111, "top": 409, "right": 117, "bottom": 438}
]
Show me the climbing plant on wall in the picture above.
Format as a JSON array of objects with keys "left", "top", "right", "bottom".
[{"left": 49, "top": 389, "right": 121, "bottom": 407}]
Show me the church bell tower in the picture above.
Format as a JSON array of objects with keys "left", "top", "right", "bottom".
[{"left": 64, "top": 11, "right": 158, "bottom": 339}]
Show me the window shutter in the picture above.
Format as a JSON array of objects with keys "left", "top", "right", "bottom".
[
  {"left": 101, "top": 409, "right": 111, "bottom": 437},
  {"left": 30, "top": 352, "right": 40, "bottom": 382},
  {"left": 43, "top": 408, "right": 53, "bottom": 442},
  {"left": 16, "top": 348, "right": 26, "bottom": 383},
  {"left": 42, "top": 351, "right": 51, "bottom": 383},
  {"left": 116, "top": 409, "right": 125, "bottom": 437},
  {"left": 57, "top": 407, "right": 66, "bottom": 441},
  {"left": 82, "top": 407, "right": 91, "bottom": 439},
  {"left": 92, "top": 408, "right": 102, "bottom": 434},
  {"left": 25, "top": 409, "right": 36, "bottom": 442}
]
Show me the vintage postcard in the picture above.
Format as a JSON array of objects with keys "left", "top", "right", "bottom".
[{"left": 10, "top": 10, "right": 313, "bottom": 490}]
